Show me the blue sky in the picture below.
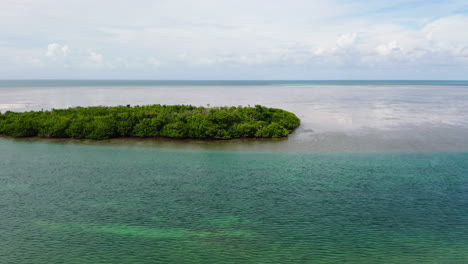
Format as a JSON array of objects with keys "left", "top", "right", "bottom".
[{"left": 0, "top": 0, "right": 467, "bottom": 79}]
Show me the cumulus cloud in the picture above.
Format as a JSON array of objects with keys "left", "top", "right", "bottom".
[
  {"left": 89, "top": 52, "right": 103, "bottom": 63},
  {"left": 85, "top": 51, "right": 105, "bottom": 67},
  {"left": 376, "top": 41, "right": 402, "bottom": 56},
  {"left": 42, "top": 43, "right": 72, "bottom": 68},
  {"left": 1, "top": 1, "right": 468, "bottom": 78},
  {"left": 336, "top": 33, "right": 358, "bottom": 49},
  {"left": 45, "top": 43, "right": 70, "bottom": 58}
]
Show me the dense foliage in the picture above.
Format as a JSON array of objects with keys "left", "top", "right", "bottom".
[{"left": 0, "top": 104, "right": 300, "bottom": 140}]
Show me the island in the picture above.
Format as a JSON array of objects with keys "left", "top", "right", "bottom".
[{"left": 0, "top": 104, "right": 300, "bottom": 140}]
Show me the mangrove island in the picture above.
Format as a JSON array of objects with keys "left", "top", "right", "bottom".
[{"left": 0, "top": 104, "right": 300, "bottom": 140}]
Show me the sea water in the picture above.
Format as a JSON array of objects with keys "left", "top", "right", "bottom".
[{"left": 1, "top": 81, "right": 467, "bottom": 263}]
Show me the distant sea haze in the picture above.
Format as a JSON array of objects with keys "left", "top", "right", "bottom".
[{"left": 1, "top": 80, "right": 468, "bottom": 87}]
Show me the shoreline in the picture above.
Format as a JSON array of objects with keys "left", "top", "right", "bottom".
[{"left": 0, "top": 133, "right": 289, "bottom": 143}]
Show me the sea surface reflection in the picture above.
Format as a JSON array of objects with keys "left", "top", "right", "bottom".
[{"left": 1, "top": 85, "right": 468, "bottom": 152}]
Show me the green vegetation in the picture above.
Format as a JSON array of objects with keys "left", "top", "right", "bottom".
[{"left": 0, "top": 104, "right": 300, "bottom": 140}]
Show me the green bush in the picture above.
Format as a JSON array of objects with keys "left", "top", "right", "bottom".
[{"left": 0, "top": 104, "right": 300, "bottom": 140}]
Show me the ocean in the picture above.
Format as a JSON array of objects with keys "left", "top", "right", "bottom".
[{"left": 1, "top": 80, "right": 467, "bottom": 263}]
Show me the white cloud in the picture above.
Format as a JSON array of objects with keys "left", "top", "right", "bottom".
[
  {"left": 61, "top": 45, "right": 70, "bottom": 55},
  {"left": 336, "top": 33, "right": 358, "bottom": 49},
  {"left": 89, "top": 52, "right": 103, "bottom": 63},
  {"left": 376, "top": 41, "right": 402, "bottom": 56},
  {"left": 1, "top": 1, "right": 468, "bottom": 78},
  {"left": 45, "top": 43, "right": 70, "bottom": 58},
  {"left": 147, "top": 57, "right": 162, "bottom": 66},
  {"left": 86, "top": 51, "right": 105, "bottom": 67}
]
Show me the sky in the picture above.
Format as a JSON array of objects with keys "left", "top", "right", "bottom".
[{"left": 0, "top": 0, "right": 467, "bottom": 80}]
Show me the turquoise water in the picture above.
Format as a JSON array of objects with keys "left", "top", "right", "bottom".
[
  {"left": 1, "top": 82, "right": 468, "bottom": 262},
  {"left": 1, "top": 138, "right": 467, "bottom": 263},
  {"left": 1, "top": 79, "right": 468, "bottom": 87}
]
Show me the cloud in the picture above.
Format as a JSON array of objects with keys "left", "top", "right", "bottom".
[
  {"left": 1, "top": 1, "right": 468, "bottom": 78},
  {"left": 147, "top": 57, "right": 162, "bottom": 66},
  {"left": 45, "top": 43, "right": 70, "bottom": 58},
  {"left": 336, "top": 33, "right": 358, "bottom": 49},
  {"left": 81, "top": 51, "right": 107, "bottom": 68},
  {"left": 376, "top": 41, "right": 402, "bottom": 56},
  {"left": 89, "top": 52, "right": 103, "bottom": 64}
]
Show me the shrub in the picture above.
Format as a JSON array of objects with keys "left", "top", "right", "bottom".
[{"left": 0, "top": 104, "right": 300, "bottom": 140}]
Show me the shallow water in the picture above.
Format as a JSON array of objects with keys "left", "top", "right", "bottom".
[
  {"left": 1, "top": 140, "right": 467, "bottom": 263},
  {"left": 1, "top": 82, "right": 468, "bottom": 263}
]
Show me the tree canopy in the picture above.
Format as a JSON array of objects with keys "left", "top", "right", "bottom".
[{"left": 0, "top": 104, "right": 300, "bottom": 140}]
